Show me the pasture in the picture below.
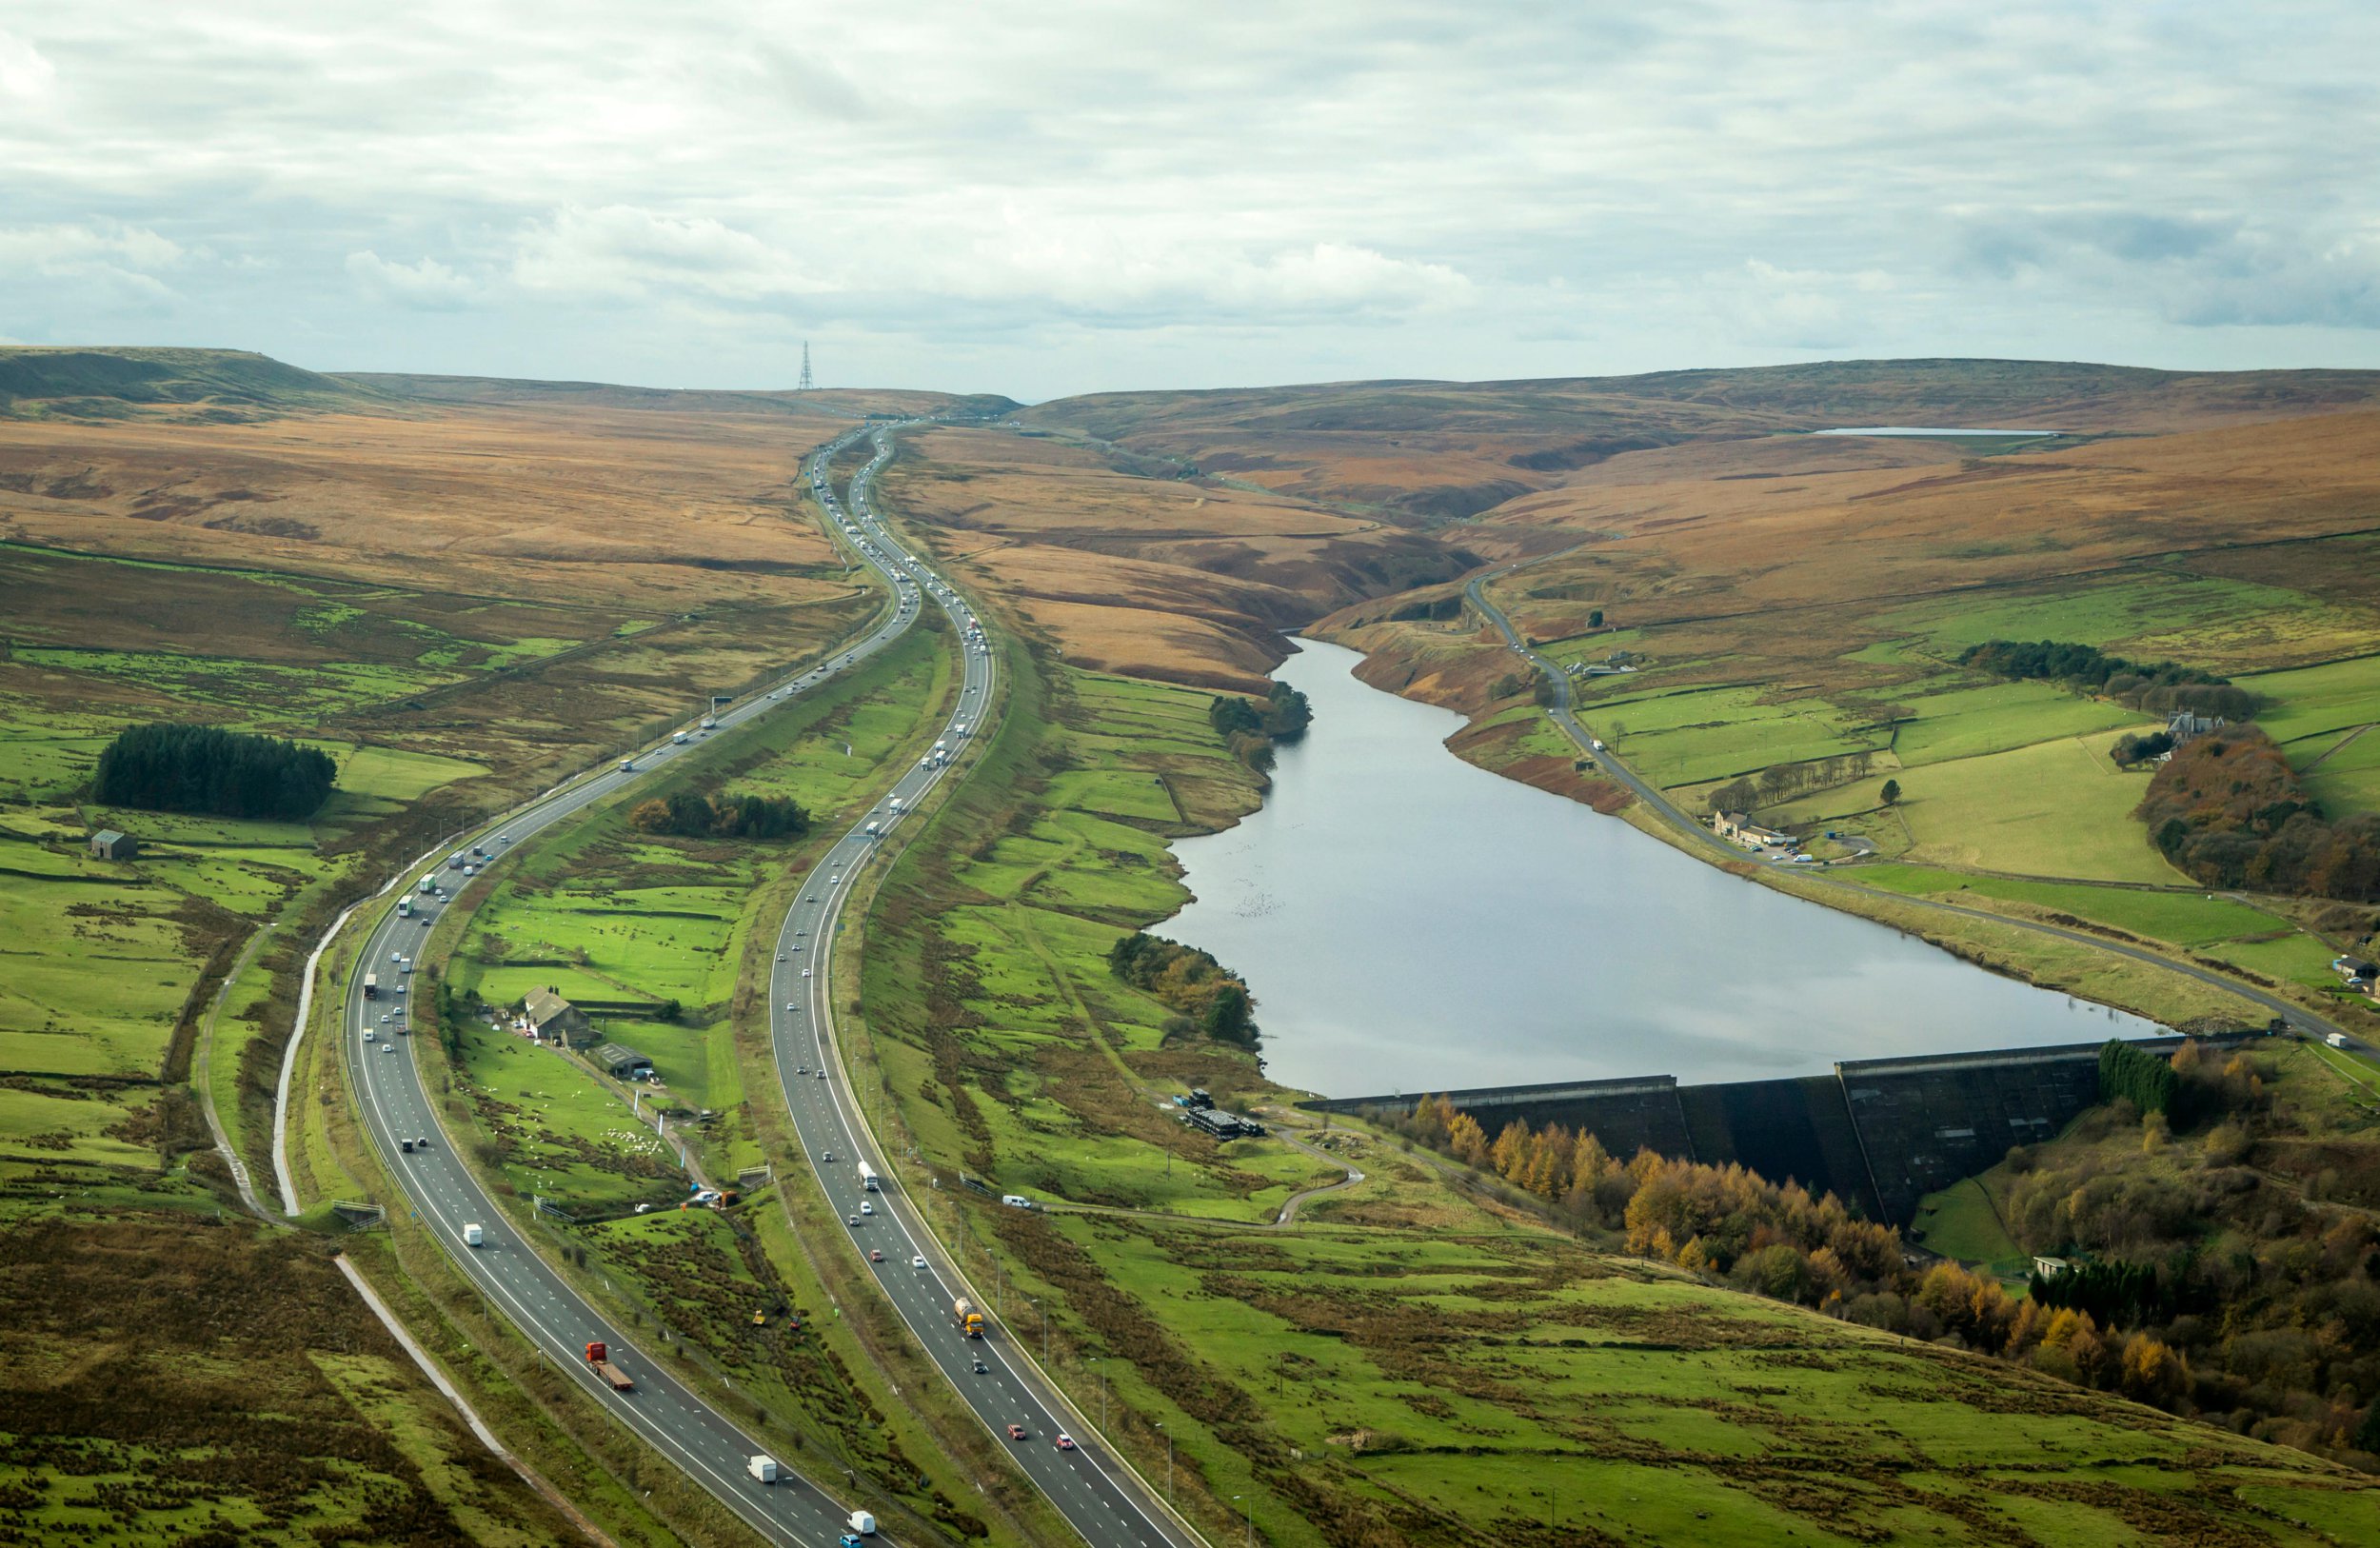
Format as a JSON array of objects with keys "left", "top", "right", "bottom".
[
  {"left": 1770, "top": 730, "right": 2184, "bottom": 883},
  {"left": 438, "top": 624, "right": 954, "bottom": 1203}
]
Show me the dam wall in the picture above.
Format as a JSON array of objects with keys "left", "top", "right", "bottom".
[{"left": 1304, "top": 1033, "right": 2263, "bottom": 1226}]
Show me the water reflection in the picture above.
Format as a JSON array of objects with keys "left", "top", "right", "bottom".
[{"left": 1161, "top": 639, "right": 2155, "bottom": 1097}]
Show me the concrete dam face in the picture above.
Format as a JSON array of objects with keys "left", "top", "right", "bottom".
[{"left": 1306, "top": 1036, "right": 2248, "bottom": 1227}]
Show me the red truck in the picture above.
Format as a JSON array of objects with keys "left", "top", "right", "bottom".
[{"left": 585, "top": 1341, "right": 635, "bottom": 1391}]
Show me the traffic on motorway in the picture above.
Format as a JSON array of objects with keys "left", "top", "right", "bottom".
[
  {"left": 770, "top": 438, "right": 1191, "bottom": 1548},
  {"left": 338, "top": 427, "right": 950, "bottom": 1548}
]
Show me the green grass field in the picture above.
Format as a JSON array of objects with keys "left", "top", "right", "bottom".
[
  {"left": 1911, "top": 1177, "right": 2031, "bottom": 1279},
  {"left": 1579, "top": 683, "right": 1884, "bottom": 788},
  {"left": 1883, "top": 677, "right": 2148, "bottom": 766},
  {"left": 1769, "top": 728, "right": 2186, "bottom": 883},
  {"left": 437, "top": 622, "right": 956, "bottom": 1207}
]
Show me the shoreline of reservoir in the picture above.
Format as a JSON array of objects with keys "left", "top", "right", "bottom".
[{"left": 1159, "top": 637, "right": 2155, "bottom": 1099}]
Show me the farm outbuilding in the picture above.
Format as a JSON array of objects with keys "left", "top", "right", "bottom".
[
  {"left": 89, "top": 829, "right": 135, "bottom": 860},
  {"left": 591, "top": 1043, "right": 654, "bottom": 1081}
]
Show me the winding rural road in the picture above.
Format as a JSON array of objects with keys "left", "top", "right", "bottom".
[{"left": 1460, "top": 571, "right": 2356, "bottom": 1046}]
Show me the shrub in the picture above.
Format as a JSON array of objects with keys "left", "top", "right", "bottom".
[{"left": 630, "top": 790, "right": 809, "bottom": 841}]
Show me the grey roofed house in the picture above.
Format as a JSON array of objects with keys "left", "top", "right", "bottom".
[
  {"left": 591, "top": 1042, "right": 654, "bottom": 1080},
  {"left": 523, "top": 986, "right": 593, "bottom": 1044},
  {"left": 89, "top": 829, "right": 135, "bottom": 860}
]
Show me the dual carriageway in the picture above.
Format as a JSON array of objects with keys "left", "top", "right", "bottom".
[{"left": 328, "top": 425, "right": 1195, "bottom": 1548}]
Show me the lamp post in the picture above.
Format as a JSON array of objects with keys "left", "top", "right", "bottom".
[
  {"left": 1029, "top": 1297, "right": 1045, "bottom": 1364},
  {"left": 1232, "top": 1493, "right": 1253, "bottom": 1547},
  {"left": 1156, "top": 1421, "right": 1171, "bottom": 1501}
]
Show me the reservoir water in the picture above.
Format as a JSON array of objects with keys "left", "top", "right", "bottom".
[{"left": 1160, "top": 638, "right": 2155, "bottom": 1097}]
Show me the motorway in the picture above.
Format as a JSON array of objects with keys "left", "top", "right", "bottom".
[
  {"left": 339, "top": 427, "right": 944, "bottom": 1548},
  {"left": 767, "top": 436, "right": 1194, "bottom": 1548},
  {"left": 1461, "top": 570, "right": 2352, "bottom": 1044}
]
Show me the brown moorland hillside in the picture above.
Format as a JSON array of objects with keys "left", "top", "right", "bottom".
[
  {"left": 0, "top": 403, "right": 854, "bottom": 606},
  {"left": 347, "top": 369, "right": 1017, "bottom": 423},
  {"left": 1026, "top": 358, "right": 2380, "bottom": 523},
  {"left": 1461, "top": 407, "right": 2380, "bottom": 679},
  {"left": 0, "top": 345, "right": 401, "bottom": 423},
  {"left": 876, "top": 426, "right": 1480, "bottom": 688}
]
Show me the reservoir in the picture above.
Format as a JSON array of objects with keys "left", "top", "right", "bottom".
[{"left": 1160, "top": 638, "right": 2156, "bottom": 1097}]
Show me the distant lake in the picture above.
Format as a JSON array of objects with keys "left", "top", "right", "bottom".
[
  {"left": 1812, "top": 426, "right": 2063, "bottom": 437},
  {"left": 1160, "top": 639, "right": 2154, "bottom": 1098}
]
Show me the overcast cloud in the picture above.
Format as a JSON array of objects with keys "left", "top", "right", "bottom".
[{"left": 2, "top": 1, "right": 2374, "bottom": 399}]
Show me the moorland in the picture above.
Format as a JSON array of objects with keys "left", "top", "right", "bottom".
[{"left": 11, "top": 347, "right": 2380, "bottom": 1548}]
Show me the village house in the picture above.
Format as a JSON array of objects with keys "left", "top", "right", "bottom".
[
  {"left": 523, "top": 986, "right": 595, "bottom": 1047},
  {"left": 2167, "top": 709, "right": 2229, "bottom": 744},
  {"left": 1713, "top": 811, "right": 1792, "bottom": 849}
]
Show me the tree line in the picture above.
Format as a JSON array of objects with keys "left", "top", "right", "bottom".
[
  {"left": 1387, "top": 1078, "right": 2232, "bottom": 1435},
  {"left": 1107, "top": 932, "right": 1257, "bottom": 1046},
  {"left": 91, "top": 722, "right": 338, "bottom": 820},
  {"left": 1959, "top": 638, "right": 2254, "bottom": 720},
  {"left": 629, "top": 789, "right": 810, "bottom": 841},
  {"left": 2099, "top": 1037, "right": 2179, "bottom": 1116},
  {"left": 1989, "top": 1038, "right": 2380, "bottom": 1463},
  {"left": 1707, "top": 748, "right": 1880, "bottom": 815},
  {"left": 2139, "top": 727, "right": 2380, "bottom": 900}
]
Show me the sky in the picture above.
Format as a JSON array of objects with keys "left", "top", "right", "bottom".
[{"left": 3, "top": 2, "right": 2376, "bottom": 402}]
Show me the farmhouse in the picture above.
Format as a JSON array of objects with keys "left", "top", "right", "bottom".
[
  {"left": 2334, "top": 958, "right": 2378, "bottom": 989},
  {"left": 524, "top": 986, "right": 594, "bottom": 1047},
  {"left": 88, "top": 829, "right": 136, "bottom": 860},
  {"left": 591, "top": 1042, "right": 654, "bottom": 1081},
  {"left": 1713, "top": 811, "right": 1791, "bottom": 849},
  {"left": 2033, "top": 1256, "right": 2072, "bottom": 1280},
  {"left": 2167, "top": 709, "right": 2229, "bottom": 744}
]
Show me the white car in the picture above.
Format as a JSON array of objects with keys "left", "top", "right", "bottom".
[
  {"left": 785, "top": 1002, "right": 798, "bottom": 1012},
  {"left": 912, "top": 1255, "right": 927, "bottom": 1269},
  {"left": 803, "top": 968, "right": 813, "bottom": 978},
  {"left": 861, "top": 1201, "right": 874, "bottom": 1216}
]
